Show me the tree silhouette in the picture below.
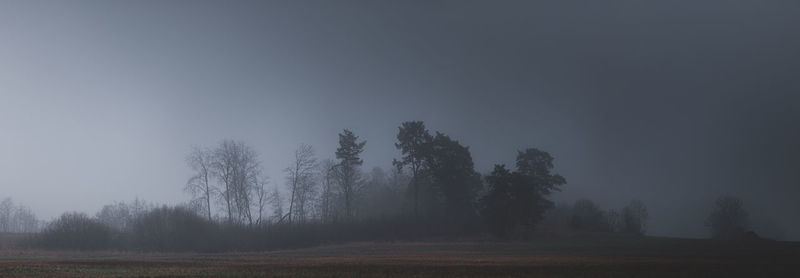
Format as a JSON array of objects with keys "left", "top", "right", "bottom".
[
  {"left": 621, "top": 199, "right": 648, "bottom": 235},
  {"left": 335, "top": 129, "right": 366, "bottom": 219},
  {"left": 426, "top": 132, "right": 481, "bottom": 220},
  {"left": 393, "top": 121, "right": 433, "bottom": 219},
  {"left": 480, "top": 148, "right": 566, "bottom": 237},
  {"left": 706, "top": 196, "right": 749, "bottom": 240}
]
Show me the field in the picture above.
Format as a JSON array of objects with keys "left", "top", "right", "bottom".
[{"left": 1, "top": 237, "right": 799, "bottom": 277}]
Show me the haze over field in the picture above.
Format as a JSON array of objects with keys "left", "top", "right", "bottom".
[{"left": 0, "top": 0, "right": 798, "bottom": 240}]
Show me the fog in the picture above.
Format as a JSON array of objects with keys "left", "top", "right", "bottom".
[{"left": 1, "top": 0, "right": 798, "bottom": 240}]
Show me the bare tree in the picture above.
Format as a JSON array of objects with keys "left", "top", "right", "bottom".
[
  {"left": 606, "top": 209, "right": 622, "bottom": 232},
  {"left": 13, "top": 205, "right": 39, "bottom": 233},
  {"left": 185, "top": 147, "right": 215, "bottom": 221},
  {"left": 0, "top": 198, "right": 40, "bottom": 233},
  {"left": 212, "top": 140, "right": 261, "bottom": 225},
  {"left": 96, "top": 201, "right": 131, "bottom": 232},
  {"left": 317, "top": 159, "right": 338, "bottom": 223},
  {"left": 129, "top": 197, "right": 151, "bottom": 219},
  {"left": 269, "top": 185, "right": 284, "bottom": 223},
  {"left": 285, "top": 144, "right": 318, "bottom": 224},
  {"left": 252, "top": 174, "right": 270, "bottom": 225},
  {"left": 621, "top": 199, "right": 649, "bottom": 235},
  {"left": 0, "top": 198, "right": 13, "bottom": 232}
]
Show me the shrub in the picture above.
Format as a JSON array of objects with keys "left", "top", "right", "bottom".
[
  {"left": 132, "top": 206, "right": 221, "bottom": 252},
  {"left": 569, "top": 199, "right": 609, "bottom": 232},
  {"left": 36, "top": 212, "right": 112, "bottom": 250}
]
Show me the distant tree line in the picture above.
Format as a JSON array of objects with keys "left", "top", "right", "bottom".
[
  {"left": 25, "top": 121, "right": 766, "bottom": 251},
  {"left": 537, "top": 199, "right": 649, "bottom": 236},
  {"left": 31, "top": 121, "right": 574, "bottom": 251}
]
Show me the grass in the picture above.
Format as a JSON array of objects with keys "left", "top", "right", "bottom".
[{"left": 1, "top": 237, "right": 799, "bottom": 277}]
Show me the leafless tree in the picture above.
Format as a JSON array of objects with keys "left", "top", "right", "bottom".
[
  {"left": 317, "top": 159, "right": 338, "bottom": 223},
  {"left": 622, "top": 199, "right": 649, "bottom": 235},
  {"left": 185, "top": 147, "right": 216, "bottom": 221},
  {"left": 212, "top": 140, "right": 261, "bottom": 225},
  {"left": 285, "top": 144, "right": 318, "bottom": 224},
  {"left": 129, "top": 197, "right": 152, "bottom": 219},
  {"left": 12, "top": 205, "right": 39, "bottom": 233},
  {"left": 252, "top": 174, "right": 270, "bottom": 225},
  {"left": 0, "top": 198, "right": 39, "bottom": 233},
  {"left": 96, "top": 201, "right": 131, "bottom": 232},
  {"left": 0, "top": 198, "right": 12, "bottom": 232},
  {"left": 269, "top": 185, "right": 284, "bottom": 223}
]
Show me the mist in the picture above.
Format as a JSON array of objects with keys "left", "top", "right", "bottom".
[{"left": 1, "top": 0, "right": 798, "bottom": 243}]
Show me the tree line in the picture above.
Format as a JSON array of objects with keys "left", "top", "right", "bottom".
[
  {"left": 19, "top": 121, "right": 770, "bottom": 251},
  {"left": 180, "top": 121, "right": 571, "bottom": 237}
]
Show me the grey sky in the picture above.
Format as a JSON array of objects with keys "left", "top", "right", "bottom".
[{"left": 1, "top": 1, "right": 798, "bottom": 240}]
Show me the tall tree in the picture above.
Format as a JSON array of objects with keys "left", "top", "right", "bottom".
[
  {"left": 479, "top": 165, "right": 515, "bottom": 236},
  {"left": 317, "top": 159, "right": 338, "bottom": 223},
  {"left": 480, "top": 148, "right": 566, "bottom": 237},
  {"left": 335, "top": 129, "right": 366, "bottom": 220},
  {"left": 212, "top": 140, "right": 261, "bottom": 225},
  {"left": 185, "top": 147, "right": 215, "bottom": 221},
  {"left": 285, "top": 144, "right": 318, "bottom": 224},
  {"left": 252, "top": 174, "right": 270, "bottom": 225},
  {"left": 393, "top": 121, "right": 432, "bottom": 218},
  {"left": 426, "top": 132, "right": 482, "bottom": 219}
]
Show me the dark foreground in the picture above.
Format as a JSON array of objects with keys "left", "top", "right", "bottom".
[{"left": 1, "top": 237, "right": 798, "bottom": 277}]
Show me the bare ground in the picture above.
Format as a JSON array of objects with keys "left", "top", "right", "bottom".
[{"left": 1, "top": 237, "right": 798, "bottom": 277}]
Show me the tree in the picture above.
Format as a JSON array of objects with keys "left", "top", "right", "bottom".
[
  {"left": 252, "top": 174, "right": 270, "bottom": 225},
  {"left": 361, "top": 167, "right": 405, "bottom": 219},
  {"left": 479, "top": 165, "right": 516, "bottom": 236},
  {"left": 606, "top": 209, "right": 622, "bottom": 232},
  {"left": 269, "top": 185, "right": 284, "bottom": 223},
  {"left": 185, "top": 147, "right": 215, "bottom": 221},
  {"left": 13, "top": 205, "right": 39, "bottom": 233},
  {"left": 426, "top": 132, "right": 482, "bottom": 219},
  {"left": 0, "top": 198, "right": 39, "bottom": 233},
  {"left": 570, "top": 199, "right": 608, "bottom": 232},
  {"left": 212, "top": 140, "right": 261, "bottom": 225},
  {"left": 706, "top": 196, "right": 749, "bottom": 240},
  {"left": 621, "top": 199, "right": 648, "bottom": 235},
  {"left": 0, "top": 198, "right": 13, "bottom": 232},
  {"left": 480, "top": 148, "right": 566, "bottom": 237},
  {"left": 514, "top": 148, "right": 567, "bottom": 195},
  {"left": 317, "top": 159, "right": 338, "bottom": 223},
  {"left": 335, "top": 129, "right": 366, "bottom": 220},
  {"left": 96, "top": 201, "right": 132, "bottom": 232},
  {"left": 394, "top": 121, "right": 433, "bottom": 218},
  {"left": 285, "top": 144, "right": 318, "bottom": 224}
]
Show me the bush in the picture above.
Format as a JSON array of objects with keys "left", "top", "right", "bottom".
[
  {"left": 132, "top": 206, "right": 221, "bottom": 252},
  {"left": 569, "top": 199, "right": 609, "bottom": 232},
  {"left": 36, "top": 212, "right": 112, "bottom": 250}
]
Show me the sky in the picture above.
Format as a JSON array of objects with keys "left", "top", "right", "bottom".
[{"left": 0, "top": 0, "right": 798, "bottom": 240}]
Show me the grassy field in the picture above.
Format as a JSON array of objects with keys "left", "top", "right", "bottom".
[{"left": 1, "top": 237, "right": 798, "bottom": 277}]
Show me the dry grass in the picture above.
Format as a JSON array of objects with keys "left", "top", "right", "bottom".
[{"left": 1, "top": 237, "right": 798, "bottom": 277}]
